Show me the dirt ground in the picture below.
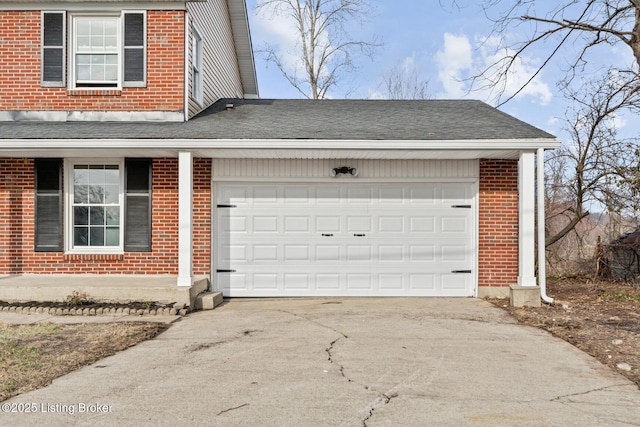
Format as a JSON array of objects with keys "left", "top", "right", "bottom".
[
  {"left": 489, "top": 277, "right": 640, "bottom": 389},
  {"left": 0, "top": 322, "right": 167, "bottom": 402}
]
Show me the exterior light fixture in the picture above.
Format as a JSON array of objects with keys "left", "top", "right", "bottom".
[{"left": 331, "top": 166, "right": 358, "bottom": 177}]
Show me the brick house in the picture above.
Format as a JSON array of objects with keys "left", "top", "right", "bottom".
[{"left": 0, "top": 1, "right": 559, "bottom": 308}]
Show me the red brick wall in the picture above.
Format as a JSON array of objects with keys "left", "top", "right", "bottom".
[
  {"left": 0, "top": 158, "right": 210, "bottom": 276},
  {"left": 478, "top": 159, "right": 519, "bottom": 288},
  {"left": 0, "top": 10, "right": 184, "bottom": 112}
]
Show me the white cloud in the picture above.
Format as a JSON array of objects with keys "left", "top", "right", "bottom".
[
  {"left": 434, "top": 32, "right": 553, "bottom": 105},
  {"left": 434, "top": 33, "right": 473, "bottom": 98}
]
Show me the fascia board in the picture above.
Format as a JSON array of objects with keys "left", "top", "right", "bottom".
[
  {"left": 0, "top": 2, "right": 188, "bottom": 11},
  {"left": 0, "top": 138, "right": 562, "bottom": 151}
]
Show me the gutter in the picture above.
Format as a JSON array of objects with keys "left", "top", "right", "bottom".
[{"left": 538, "top": 148, "right": 553, "bottom": 304}]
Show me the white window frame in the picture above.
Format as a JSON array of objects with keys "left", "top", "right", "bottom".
[
  {"left": 69, "top": 13, "right": 122, "bottom": 89},
  {"left": 191, "top": 25, "right": 203, "bottom": 105},
  {"left": 64, "top": 158, "right": 125, "bottom": 254}
]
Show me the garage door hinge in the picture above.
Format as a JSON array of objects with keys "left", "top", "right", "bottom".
[
  {"left": 451, "top": 205, "right": 472, "bottom": 209},
  {"left": 451, "top": 270, "right": 472, "bottom": 274},
  {"left": 217, "top": 204, "right": 237, "bottom": 208},
  {"left": 217, "top": 269, "right": 237, "bottom": 273}
]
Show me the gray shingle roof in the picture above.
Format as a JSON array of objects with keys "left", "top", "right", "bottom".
[{"left": 0, "top": 99, "right": 556, "bottom": 141}]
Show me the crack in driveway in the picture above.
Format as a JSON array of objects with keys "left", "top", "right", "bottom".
[
  {"left": 551, "top": 383, "right": 632, "bottom": 402},
  {"left": 278, "top": 309, "right": 427, "bottom": 426}
]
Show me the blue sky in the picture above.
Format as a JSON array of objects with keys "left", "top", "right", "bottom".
[{"left": 245, "top": 1, "right": 639, "bottom": 143}]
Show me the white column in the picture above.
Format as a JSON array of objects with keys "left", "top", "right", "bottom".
[
  {"left": 177, "top": 151, "right": 193, "bottom": 287},
  {"left": 518, "top": 151, "right": 537, "bottom": 286}
]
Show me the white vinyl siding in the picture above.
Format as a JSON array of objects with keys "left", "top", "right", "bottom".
[
  {"left": 212, "top": 159, "right": 480, "bottom": 180},
  {"left": 187, "top": 0, "right": 244, "bottom": 117}
]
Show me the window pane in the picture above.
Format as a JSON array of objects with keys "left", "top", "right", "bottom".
[
  {"left": 89, "top": 185, "right": 104, "bottom": 204},
  {"left": 104, "top": 20, "right": 117, "bottom": 36},
  {"left": 74, "top": 184, "right": 87, "bottom": 204},
  {"left": 74, "top": 165, "right": 89, "bottom": 183},
  {"left": 74, "top": 206, "right": 88, "bottom": 225},
  {"left": 76, "top": 20, "right": 91, "bottom": 36},
  {"left": 106, "top": 206, "right": 120, "bottom": 225},
  {"left": 71, "top": 163, "right": 121, "bottom": 249},
  {"left": 105, "top": 63, "right": 118, "bottom": 81},
  {"left": 89, "top": 206, "right": 104, "bottom": 225},
  {"left": 77, "top": 63, "right": 91, "bottom": 81},
  {"left": 105, "top": 227, "right": 119, "bottom": 246},
  {"left": 90, "top": 227, "right": 104, "bottom": 246},
  {"left": 105, "top": 165, "right": 119, "bottom": 183},
  {"left": 104, "top": 184, "right": 119, "bottom": 204},
  {"left": 74, "top": 227, "right": 88, "bottom": 246},
  {"left": 77, "top": 36, "right": 91, "bottom": 51}
]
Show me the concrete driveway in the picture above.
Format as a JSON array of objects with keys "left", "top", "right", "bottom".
[{"left": 3, "top": 298, "right": 640, "bottom": 426}]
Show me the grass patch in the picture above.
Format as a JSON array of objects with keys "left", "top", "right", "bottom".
[
  {"left": 0, "top": 321, "right": 168, "bottom": 402},
  {"left": 604, "top": 292, "right": 640, "bottom": 302}
]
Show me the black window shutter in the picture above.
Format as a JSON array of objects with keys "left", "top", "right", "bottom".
[
  {"left": 123, "top": 13, "right": 145, "bottom": 86},
  {"left": 35, "top": 159, "right": 63, "bottom": 252},
  {"left": 42, "top": 12, "right": 65, "bottom": 87},
  {"left": 125, "top": 159, "right": 152, "bottom": 252}
]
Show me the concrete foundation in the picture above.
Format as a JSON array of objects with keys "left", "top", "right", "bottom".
[
  {"left": 509, "top": 285, "right": 541, "bottom": 307},
  {"left": 477, "top": 286, "right": 510, "bottom": 299},
  {"left": 0, "top": 275, "right": 209, "bottom": 309}
]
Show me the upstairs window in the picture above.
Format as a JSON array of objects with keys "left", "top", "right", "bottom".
[
  {"left": 41, "top": 11, "right": 146, "bottom": 89},
  {"left": 191, "top": 26, "right": 203, "bottom": 105},
  {"left": 73, "top": 17, "right": 119, "bottom": 87}
]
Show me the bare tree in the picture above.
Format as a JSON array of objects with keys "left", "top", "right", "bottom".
[
  {"left": 456, "top": 0, "right": 640, "bottom": 106},
  {"left": 377, "top": 62, "right": 430, "bottom": 99},
  {"left": 544, "top": 70, "right": 640, "bottom": 250},
  {"left": 255, "top": 0, "right": 380, "bottom": 99}
]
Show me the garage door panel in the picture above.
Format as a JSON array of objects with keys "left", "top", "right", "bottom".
[
  {"left": 347, "top": 187, "right": 373, "bottom": 203},
  {"left": 410, "top": 245, "right": 435, "bottom": 261},
  {"left": 252, "top": 274, "right": 278, "bottom": 290},
  {"left": 410, "top": 217, "right": 435, "bottom": 233},
  {"left": 284, "top": 274, "right": 311, "bottom": 289},
  {"left": 252, "top": 186, "right": 279, "bottom": 204},
  {"left": 316, "top": 274, "right": 341, "bottom": 289},
  {"left": 441, "top": 216, "right": 469, "bottom": 233},
  {"left": 410, "top": 275, "right": 436, "bottom": 290},
  {"left": 347, "top": 245, "right": 372, "bottom": 261},
  {"left": 284, "top": 217, "right": 310, "bottom": 232},
  {"left": 253, "top": 216, "right": 278, "bottom": 233},
  {"left": 316, "top": 245, "right": 341, "bottom": 261},
  {"left": 409, "top": 187, "right": 437, "bottom": 204},
  {"left": 284, "top": 187, "right": 312, "bottom": 203},
  {"left": 347, "top": 274, "right": 372, "bottom": 289},
  {"left": 441, "top": 274, "right": 471, "bottom": 291},
  {"left": 441, "top": 186, "right": 470, "bottom": 204},
  {"left": 379, "top": 245, "right": 403, "bottom": 261},
  {"left": 284, "top": 245, "right": 310, "bottom": 261},
  {"left": 217, "top": 183, "right": 475, "bottom": 297},
  {"left": 379, "top": 216, "right": 404, "bottom": 233}
]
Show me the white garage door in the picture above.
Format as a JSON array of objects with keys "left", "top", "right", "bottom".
[{"left": 215, "top": 183, "right": 475, "bottom": 297}]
